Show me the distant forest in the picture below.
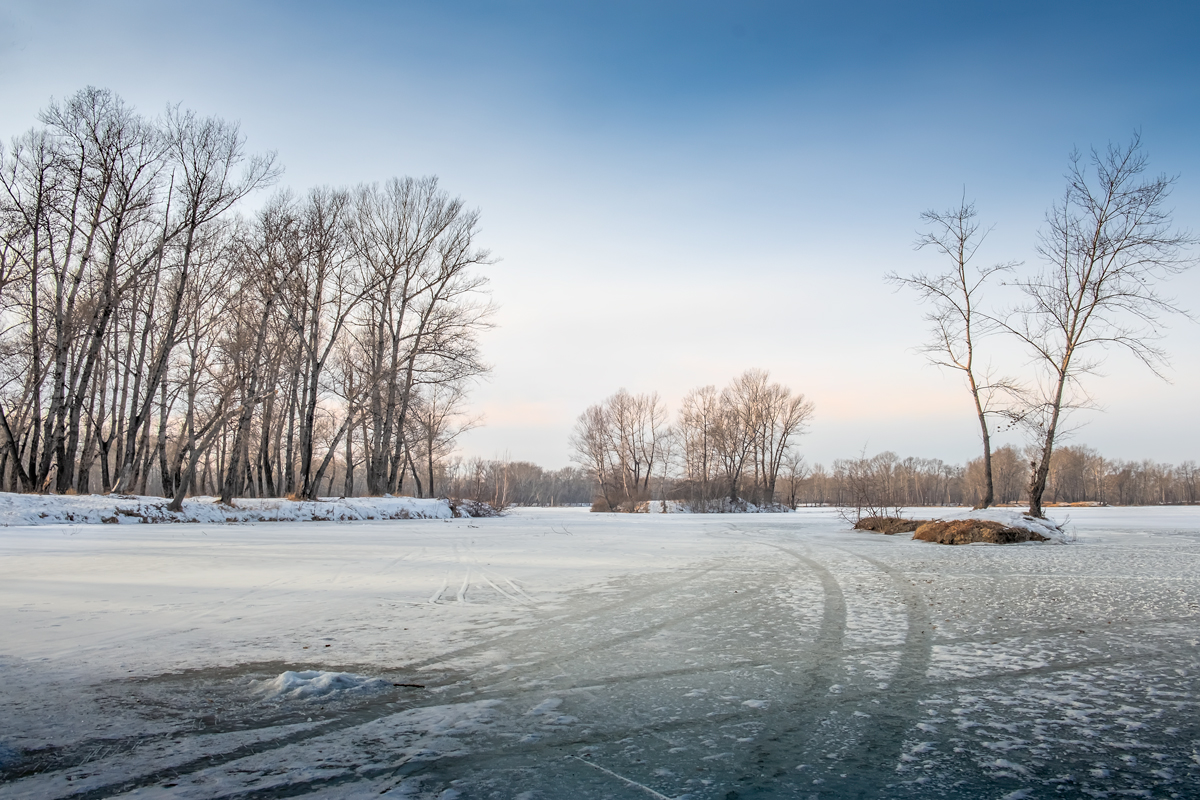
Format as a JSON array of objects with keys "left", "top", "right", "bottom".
[{"left": 446, "top": 445, "right": 1198, "bottom": 510}]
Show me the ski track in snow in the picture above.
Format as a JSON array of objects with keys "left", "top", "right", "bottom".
[{"left": 1, "top": 505, "right": 1199, "bottom": 798}]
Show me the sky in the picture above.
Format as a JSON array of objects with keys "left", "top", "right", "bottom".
[{"left": 2, "top": 0, "right": 1199, "bottom": 469}]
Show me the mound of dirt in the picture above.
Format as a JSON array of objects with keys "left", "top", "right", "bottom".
[
  {"left": 913, "top": 518, "right": 1049, "bottom": 545},
  {"left": 854, "top": 516, "right": 927, "bottom": 534}
]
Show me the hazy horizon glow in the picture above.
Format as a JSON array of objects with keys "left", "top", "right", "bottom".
[{"left": 2, "top": 1, "right": 1198, "bottom": 469}]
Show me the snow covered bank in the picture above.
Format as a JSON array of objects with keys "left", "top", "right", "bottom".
[
  {"left": 0, "top": 492, "right": 491, "bottom": 526},
  {"left": 917, "top": 507, "right": 1068, "bottom": 543},
  {"left": 633, "top": 498, "right": 792, "bottom": 513},
  {"left": 848, "top": 507, "right": 1069, "bottom": 543}
]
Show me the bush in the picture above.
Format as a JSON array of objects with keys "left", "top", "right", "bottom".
[{"left": 853, "top": 516, "right": 927, "bottom": 534}]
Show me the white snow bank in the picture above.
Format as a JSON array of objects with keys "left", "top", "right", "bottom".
[
  {"left": 634, "top": 498, "right": 792, "bottom": 514},
  {"left": 255, "top": 670, "right": 392, "bottom": 701},
  {"left": 0, "top": 492, "right": 489, "bottom": 526},
  {"left": 924, "top": 507, "right": 1068, "bottom": 542}
]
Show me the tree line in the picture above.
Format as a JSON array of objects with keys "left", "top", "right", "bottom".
[
  {"left": 804, "top": 445, "right": 1199, "bottom": 510},
  {"left": 0, "top": 88, "right": 490, "bottom": 505},
  {"left": 571, "top": 370, "right": 814, "bottom": 511},
  {"left": 429, "top": 446, "right": 1197, "bottom": 511},
  {"left": 443, "top": 458, "right": 593, "bottom": 508}
]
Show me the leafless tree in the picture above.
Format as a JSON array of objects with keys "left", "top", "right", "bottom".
[
  {"left": 1002, "top": 135, "right": 1196, "bottom": 517},
  {"left": 444, "top": 459, "right": 592, "bottom": 507},
  {"left": 714, "top": 370, "right": 812, "bottom": 505},
  {"left": 747, "top": 371, "right": 814, "bottom": 503},
  {"left": 9, "top": 89, "right": 167, "bottom": 493},
  {"left": 780, "top": 448, "right": 808, "bottom": 509},
  {"left": 407, "top": 380, "right": 480, "bottom": 497},
  {"left": 111, "top": 104, "right": 278, "bottom": 494},
  {"left": 570, "top": 402, "right": 618, "bottom": 510},
  {"left": 963, "top": 444, "right": 1024, "bottom": 505},
  {"left": 351, "top": 177, "right": 492, "bottom": 496},
  {"left": 833, "top": 448, "right": 905, "bottom": 521},
  {"left": 677, "top": 385, "right": 721, "bottom": 507},
  {"left": 888, "top": 197, "right": 1017, "bottom": 508},
  {"left": 570, "top": 388, "right": 669, "bottom": 511},
  {"left": 577, "top": 372, "right": 811, "bottom": 512},
  {"left": 273, "top": 187, "right": 372, "bottom": 499}
]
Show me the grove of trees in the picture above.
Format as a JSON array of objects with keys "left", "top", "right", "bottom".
[
  {"left": 0, "top": 88, "right": 491, "bottom": 503},
  {"left": 572, "top": 370, "right": 815, "bottom": 511},
  {"left": 443, "top": 458, "right": 593, "bottom": 508}
]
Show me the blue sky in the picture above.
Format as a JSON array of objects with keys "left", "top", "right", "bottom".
[{"left": 3, "top": 1, "right": 1199, "bottom": 467}]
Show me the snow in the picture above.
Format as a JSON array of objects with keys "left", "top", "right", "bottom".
[
  {"left": 635, "top": 498, "right": 792, "bottom": 513},
  {"left": 255, "top": 670, "right": 393, "bottom": 701},
  {"left": 0, "top": 492, "right": 471, "bottom": 526},
  {"left": 1, "top": 504, "right": 1199, "bottom": 798},
  {"left": 913, "top": 506, "right": 1070, "bottom": 542}
]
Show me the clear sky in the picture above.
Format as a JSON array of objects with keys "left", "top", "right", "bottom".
[{"left": 3, "top": 1, "right": 1198, "bottom": 468}]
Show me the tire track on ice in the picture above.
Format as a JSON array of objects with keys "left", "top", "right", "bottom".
[
  {"left": 387, "top": 539, "right": 850, "bottom": 799},
  {"left": 462, "top": 580, "right": 780, "bottom": 695},
  {"left": 28, "top": 567, "right": 727, "bottom": 797},
  {"left": 709, "top": 529, "right": 932, "bottom": 796},
  {"left": 138, "top": 557, "right": 820, "bottom": 799},
  {"left": 400, "top": 565, "right": 720, "bottom": 671},
  {"left": 824, "top": 547, "right": 933, "bottom": 798}
]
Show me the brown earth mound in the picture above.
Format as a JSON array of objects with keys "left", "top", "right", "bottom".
[
  {"left": 913, "top": 519, "right": 1048, "bottom": 545},
  {"left": 854, "top": 516, "right": 927, "bottom": 534}
]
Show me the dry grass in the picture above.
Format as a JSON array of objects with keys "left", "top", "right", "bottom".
[
  {"left": 913, "top": 519, "right": 1048, "bottom": 545},
  {"left": 853, "top": 516, "right": 927, "bottom": 534}
]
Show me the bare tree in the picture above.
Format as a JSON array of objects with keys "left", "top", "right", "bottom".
[
  {"left": 112, "top": 104, "right": 278, "bottom": 493},
  {"left": 351, "top": 177, "right": 491, "bottom": 496},
  {"left": 217, "top": 197, "right": 295, "bottom": 504},
  {"left": 407, "top": 381, "right": 480, "bottom": 497},
  {"left": 677, "top": 385, "right": 721, "bottom": 507},
  {"left": 746, "top": 371, "right": 814, "bottom": 504},
  {"left": 780, "top": 448, "right": 808, "bottom": 509},
  {"left": 834, "top": 448, "right": 904, "bottom": 522},
  {"left": 888, "top": 197, "right": 1015, "bottom": 508},
  {"left": 277, "top": 187, "right": 370, "bottom": 499},
  {"left": 1003, "top": 135, "right": 1196, "bottom": 517},
  {"left": 578, "top": 372, "right": 811, "bottom": 512},
  {"left": 714, "top": 380, "right": 755, "bottom": 504},
  {"left": 570, "top": 388, "right": 668, "bottom": 511},
  {"left": 570, "top": 402, "right": 617, "bottom": 510}
]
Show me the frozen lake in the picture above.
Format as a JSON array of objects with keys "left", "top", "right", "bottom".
[{"left": 2, "top": 506, "right": 1199, "bottom": 799}]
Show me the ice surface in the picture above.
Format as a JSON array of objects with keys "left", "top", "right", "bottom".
[{"left": 1, "top": 505, "right": 1199, "bottom": 798}]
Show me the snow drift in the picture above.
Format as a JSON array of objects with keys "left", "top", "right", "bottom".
[
  {"left": 255, "top": 670, "right": 393, "bottom": 701},
  {"left": 633, "top": 498, "right": 793, "bottom": 514},
  {"left": 0, "top": 492, "right": 490, "bottom": 526}
]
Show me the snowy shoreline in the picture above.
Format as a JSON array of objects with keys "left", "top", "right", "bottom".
[
  {"left": 0, "top": 492, "right": 484, "bottom": 526},
  {"left": 0, "top": 492, "right": 1160, "bottom": 533}
]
